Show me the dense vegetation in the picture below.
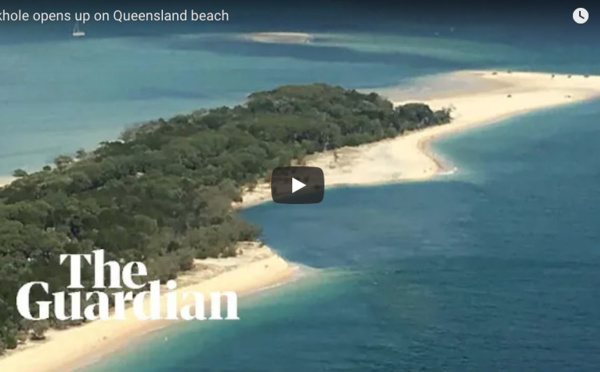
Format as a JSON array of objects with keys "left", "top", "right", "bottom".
[{"left": 0, "top": 84, "right": 451, "bottom": 353}]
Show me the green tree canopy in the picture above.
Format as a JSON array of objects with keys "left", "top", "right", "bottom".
[{"left": 0, "top": 84, "right": 451, "bottom": 352}]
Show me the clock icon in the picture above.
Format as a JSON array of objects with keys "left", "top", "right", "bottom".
[{"left": 573, "top": 8, "right": 589, "bottom": 24}]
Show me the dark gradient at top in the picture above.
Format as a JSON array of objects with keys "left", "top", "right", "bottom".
[{"left": 1, "top": 0, "right": 599, "bottom": 42}]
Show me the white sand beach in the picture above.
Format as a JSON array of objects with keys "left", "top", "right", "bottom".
[
  {"left": 0, "top": 243, "right": 299, "bottom": 372},
  {"left": 1, "top": 69, "right": 599, "bottom": 372},
  {"left": 237, "top": 70, "right": 600, "bottom": 207},
  {"left": 0, "top": 176, "right": 14, "bottom": 188}
]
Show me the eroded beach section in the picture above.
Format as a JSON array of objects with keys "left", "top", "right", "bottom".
[{"left": 237, "top": 70, "right": 600, "bottom": 208}]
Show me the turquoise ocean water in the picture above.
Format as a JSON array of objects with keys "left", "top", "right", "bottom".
[
  {"left": 2, "top": 10, "right": 600, "bottom": 372},
  {"left": 82, "top": 100, "right": 600, "bottom": 372},
  {"left": 2, "top": 12, "right": 599, "bottom": 175}
]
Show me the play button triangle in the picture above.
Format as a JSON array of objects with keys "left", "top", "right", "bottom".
[{"left": 292, "top": 177, "right": 306, "bottom": 193}]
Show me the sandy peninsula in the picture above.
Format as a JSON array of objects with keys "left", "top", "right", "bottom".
[
  {"left": 0, "top": 243, "right": 298, "bottom": 372},
  {"left": 237, "top": 70, "right": 600, "bottom": 207},
  {"left": 1, "top": 69, "right": 599, "bottom": 372}
]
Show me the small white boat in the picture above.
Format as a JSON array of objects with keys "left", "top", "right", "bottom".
[{"left": 72, "top": 21, "right": 86, "bottom": 37}]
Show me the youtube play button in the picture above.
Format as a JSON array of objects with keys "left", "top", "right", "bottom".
[
  {"left": 271, "top": 166, "right": 324, "bottom": 204},
  {"left": 292, "top": 177, "right": 306, "bottom": 193}
]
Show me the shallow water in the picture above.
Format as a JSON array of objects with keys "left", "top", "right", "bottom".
[
  {"left": 2, "top": 12, "right": 600, "bottom": 174},
  {"left": 4, "top": 8, "right": 600, "bottom": 371},
  {"left": 82, "top": 99, "right": 600, "bottom": 372}
]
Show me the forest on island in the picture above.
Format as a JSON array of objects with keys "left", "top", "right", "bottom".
[{"left": 0, "top": 83, "right": 451, "bottom": 353}]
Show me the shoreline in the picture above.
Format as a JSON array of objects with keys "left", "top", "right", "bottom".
[
  {"left": 0, "top": 175, "right": 14, "bottom": 188},
  {"left": 0, "top": 243, "right": 301, "bottom": 372},
  {"left": 236, "top": 69, "right": 600, "bottom": 208},
  {"left": 2, "top": 69, "right": 600, "bottom": 372}
]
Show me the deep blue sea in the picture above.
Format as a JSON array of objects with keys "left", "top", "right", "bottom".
[{"left": 3, "top": 5, "right": 600, "bottom": 371}]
